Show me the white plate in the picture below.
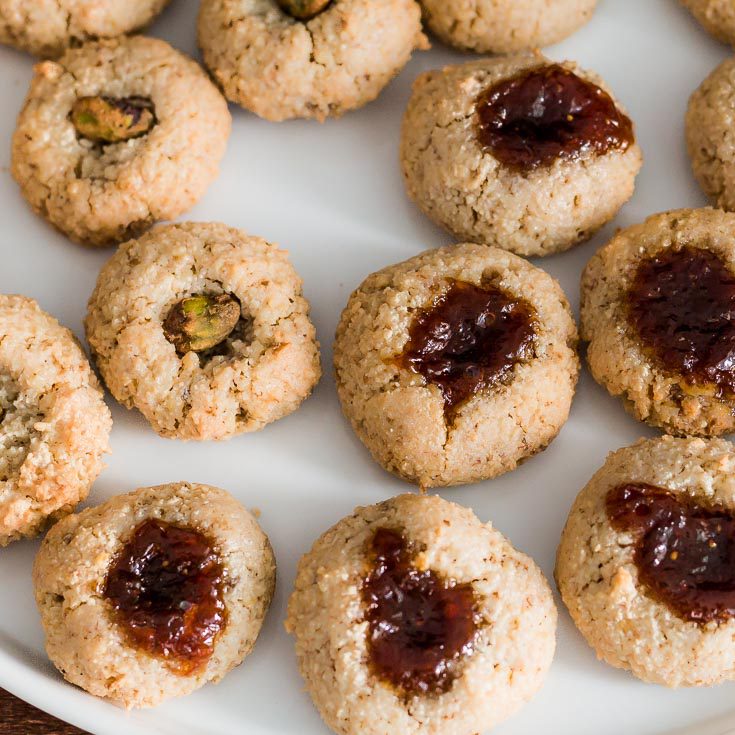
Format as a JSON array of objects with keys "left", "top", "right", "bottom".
[{"left": 0, "top": 1, "right": 733, "bottom": 733}]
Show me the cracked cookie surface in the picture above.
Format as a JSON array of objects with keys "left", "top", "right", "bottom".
[
  {"left": 0, "top": 295, "right": 111, "bottom": 546},
  {"left": 400, "top": 54, "right": 642, "bottom": 257},
  {"left": 333, "top": 243, "right": 579, "bottom": 488},
  {"left": 581, "top": 208, "right": 735, "bottom": 437},
  {"left": 0, "top": 0, "right": 171, "bottom": 58},
  {"left": 687, "top": 57, "right": 735, "bottom": 212},
  {"left": 419, "top": 0, "right": 596, "bottom": 53},
  {"left": 556, "top": 436, "right": 735, "bottom": 686},
  {"left": 85, "top": 222, "right": 321, "bottom": 440},
  {"left": 197, "top": 0, "right": 428, "bottom": 122},
  {"left": 11, "top": 36, "right": 231, "bottom": 247},
  {"left": 33, "top": 481, "right": 276, "bottom": 708},
  {"left": 286, "top": 493, "right": 556, "bottom": 735}
]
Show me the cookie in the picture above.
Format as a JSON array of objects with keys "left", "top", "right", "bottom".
[
  {"left": 334, "top": 243, "right": 579, "bottom": 488},
  {"left": 33, "top": 481, "right": 276, "bottom": 708},
  {"left": 687, "top": 56, "right": 735, "bottom": 212},
  {"left": 581, "top": 208, "right": 735, "bottom": 437},
  {"left": 286, "top": 493, "right": 556, "bottom": 735},
  {"left": 197, "top": 0, "right": 428, "bottom": 122},
  {"left": 85, "top": 222, "right": 321, "bottom": 440},
  {"left": 556, "top": 435, "right": 735, "bottom": 687},
  {"left": 11, "top": 36, "right": 231, "bottom": 247},
  {"left": 400, "top": 54, "right": 642, "bottom": 257},
  {"left": 0, "top": 295, "right": 111, "bottom": 546},
  {"left": 419, "top": 0, "right": 597, "bottom": 54},
  {"left": 0, "top": 0, "right": 171, "bottom": 58},
  {"left": 682, "top": 0, "right": 735, "bottom": 45}
]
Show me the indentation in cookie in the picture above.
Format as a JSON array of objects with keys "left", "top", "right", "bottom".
[
  {"left": 607, "top": 483, "right": 735, "bottom": 623},
  {"left": 398, "top": 279, "right": 536, "bottom": 419},
  {"left": 71, "top": 96, "right": 157, "bottom": 145},
  {"left": 362, "top": 527, "right": 479, "bottom": 697},
  {"left": 103, "top": 518, "right": 227, "bottom": 674},
  {"left": 276, "top": 0, "right": 332, "bottom": 20},
  {"left": 475, "top": 64, "right": 634, "bottom": 171},
  {"left": 0, "top": 372, "right": 41, "bottom": 482},
  {"left": 627, "top": 246, "right": 735, "bottom": 398}
]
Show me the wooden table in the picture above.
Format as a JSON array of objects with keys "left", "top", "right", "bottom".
[{"left": 0, "top": 689, "right": 87, "bottom": 734}]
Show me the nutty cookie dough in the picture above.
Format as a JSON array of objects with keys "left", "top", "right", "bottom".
[
  {"left": 0, "top": 0, "right": 171, "bottom": 58},
  {"left": 334, "top": 243, "right": 579, "bottom": 488},
  {"left": 287, "top": 493, "right": 556, "bottom": 735},
  {"left": 11, "top": 36, "right": 231, "bottom": 247},
  {"left": 420, "top": 0, "right": 597, "bottom": 54},
  {"left": 85, "top": 222, "right": 321, "bottom": 440},
  {"left": 34, "top": 482, "right": 276, "bottom": 708},
  {"left": 581, "top": 208, "right": 735, "bottom": 437},
  {"left": 197, "top": 0, "right": 428, "bottom": 122},
  {"left": 0, "top": 295, "right": 111, "bottom": 546},
  {"left": 556, "top": 436, "right": 735, "bottom": 687},
  {"left": 401, "top": 54, "right": 642, "bottom": 257},
  {"left": 687, "top": 57, "right": 735, "bottom": 212},
  {"left": 682, "top": 0, "right": 735, "bottom": 45}
]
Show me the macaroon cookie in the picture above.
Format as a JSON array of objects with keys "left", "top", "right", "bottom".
[
  {"left": 681, "top": 0, "right": 735, "bottom": 45},
  {"left": 287, "top": 493, "right": 556, "bottom": 735}
]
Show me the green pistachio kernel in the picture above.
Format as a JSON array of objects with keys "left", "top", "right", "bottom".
[
  {"left": 276, "top": 0, "right": 332, "bottom": 20},
  {"left": 71, "top": 95, "right": 156, "bottom": 144},
  {"left": 162, "top": 294, "right": 241, "bottom": 354}
]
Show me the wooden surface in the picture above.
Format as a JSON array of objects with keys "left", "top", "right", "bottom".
[{"left": 0, "top": 689, "right": 87, "bottom": 734}]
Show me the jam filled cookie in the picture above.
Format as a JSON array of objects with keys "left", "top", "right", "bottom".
[
  {"left": 687, "top": 57, "right": 735, "bottom": 212},
  {"left": 556, "top": 436, "right": 735, "bottom": 686},
  {"left": 581, "top": 208, "right": 735, "bottom": 437},
  {"left": 287, "top": 493, "right": 556, "bottom": 735},
  {"left": 420, "top": 0, "right": 597, "bottom": 54},
  {"left": 681, "top": 0, "right": 735, "bottom": 45},
  {"left": 0, "top": 0, "right": 171, "bottom": 58},
  {"left": 334, "top": 243, "right": 578, "bottom": 488},
  {"left": 11, "top": 36, "right": 231, "bottom": 247},
  {"left": 85, "top": 222, "right": 321, "bottom": 440},
  {"left": 33, "top": 481, "right": 276, "bottom": 708},
  {"left": 401, "top": 55, "right": 642, "bottom": 257},
  {"left": 0, "top": 295, "right": 111, "bottom": 546},
  {"left": 197, "top": 0, "right": 428, "bottom": 122}
]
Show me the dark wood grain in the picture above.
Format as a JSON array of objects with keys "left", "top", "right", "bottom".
[{"left": 0, "top": 689, "right": 88, "bottom": 734}]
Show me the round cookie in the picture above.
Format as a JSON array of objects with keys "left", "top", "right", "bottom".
[
  {"left": 334, "top": 243, "right": 579, "bottom": 488},
  {"left": 420, "top": 0, "right": 597, "bottom": 54},
  {"left": 581, "top": 208, "right": 735, "bottom": 437},
  {"left": 687, "top": 57, "right": 735, "bottom": 212},
  {"left": 681, "top": 0, "right": 735, "bottom": 46},
  {"left": 85, "top": 222, "right": 321, "bottom": 440},
  {"left": 197, "top": 0, "right": 428, "bottom": 122},
  {"left": 286, "top": 493, "right": 556, "bottom": 735},
  {"left": 556, "top": 435, "right": 735, "bottom": 687},
  {"left": 0, "top": 295, "right": 111, "bottom": 546},
  {"left": 0, "top": 0, "right": 171, "bottom": 58},
  {"left": 11, "top": 36, "right": 231, "bottom": 247},
  {"left": 33, "top": 481, "right": 276, "bottom": 708},
  {"left": 400, "top": 54, "right": 642, "bottom": 257}
]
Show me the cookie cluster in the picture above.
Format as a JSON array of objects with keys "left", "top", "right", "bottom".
[{"left": 2, "top": 0, "right": 735, "bottom": 733}]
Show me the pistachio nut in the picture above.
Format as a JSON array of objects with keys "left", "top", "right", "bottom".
[
  {"left": 277, "top": 0, "right": 332, "bottom": 20},
  {"left": 163, "top": 294, "right": 241, "bottom": 354},
  {"left": 71, "top": 95, "right": 156, "bottom": 144}
]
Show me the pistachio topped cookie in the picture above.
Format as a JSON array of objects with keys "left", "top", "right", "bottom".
[
  {"left": 334, "top": 243, "right": 579, "bottom": 488},
  {"left": 0, "top": 0, "right": 171, "bottom": 58},
  {"left": 287, "top": 493, "right": 556, "bottom": 735},
  {"left": 581, "top": 208, "right": 735, "bottom": 437},
  {"left": 11, "top": 36, "right": 231, "bottom": 247},
  {"left": 420, "top": 0, "right": 597, "bottom": 54},
  {"left": 34, "top": 482, "right": 276, "bottom": 708},
  {"left": 197, "top": 0, "right": 428, "bottom": 122},
  {"left": 0, "top": 295, "right": 111, "bottom": 546},
  {"left": 401, "top": 54, "right": 642, "bottom": 256},
  {"left": 557, "top": 436, "right": 735, "bottom": 686},
  {"left": 85, "top": 222, "right": 321, "bottom": 440}
]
